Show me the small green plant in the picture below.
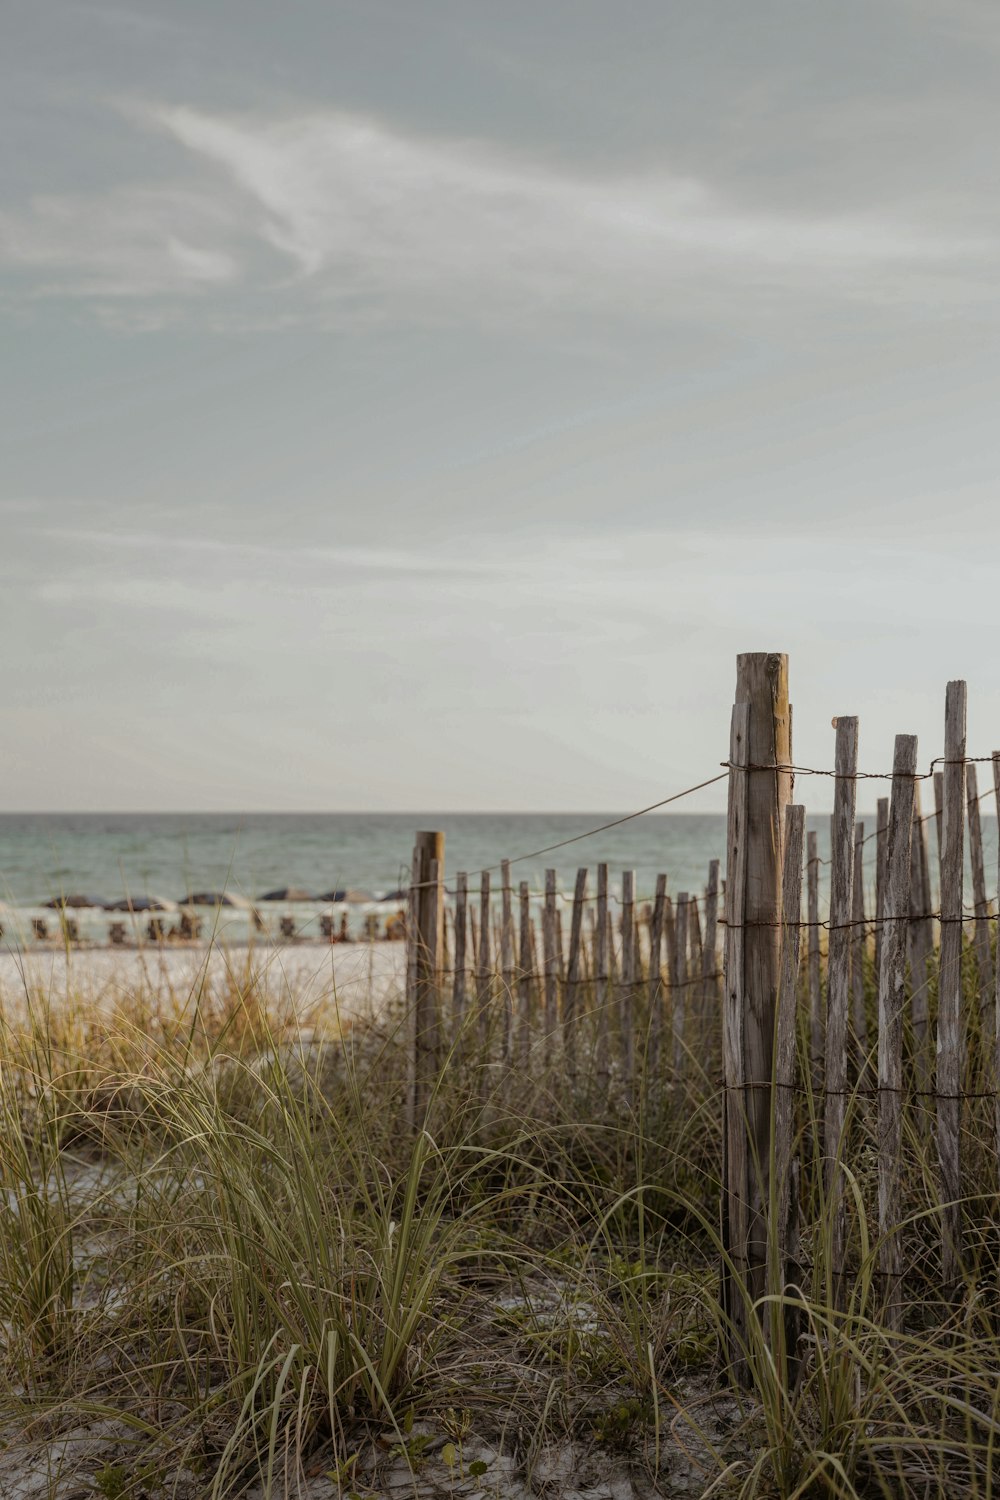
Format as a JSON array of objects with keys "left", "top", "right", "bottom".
[{"left": 91, "top": 1464, "right": 129, "bottom": 1499}]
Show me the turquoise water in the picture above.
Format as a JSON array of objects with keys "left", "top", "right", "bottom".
[{"left": 0, "top": 806, "right": 985, "bottom": 947}]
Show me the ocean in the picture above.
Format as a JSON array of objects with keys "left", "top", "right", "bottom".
[{"left": 0, "top": 807, "right": 946, "bottom": 947}]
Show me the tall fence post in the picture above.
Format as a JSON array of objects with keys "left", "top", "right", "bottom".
[
  {"left": 807, "top": 830, "right": 822, "bottom": 1088},
  {"left": 938, "top": 680, "right": 967, "bottom": 1285},
  {"left": 703, "top": 859, "right": 721, "bottom": 1014},
  {"left": 966, "top": 764, "right": 993, "bottom": 1034},
  {"left": 453, "top": 871, "right": 468, "bottom": 1031},
  {"left": 518, "top": 880, "right": 532, "bottom": 1066},
  {"left": 769, "top": 802, "right": 805, "bottom": 1343},
  {"left": 672, "top": 893, "right": 690, "bottom": 1078},
  {"left": 851, "top": 820, "right": 870, "bottom": 1085},
  {"left": 722, "top": 699, "right": 751, "bottom": 1378},
  {"left": 877, "top": 734, "right": 916, "bottom": 1331},
  {"left": 825, "top": 715, "right": 859, "bottom": 1304},
  {"left": 409, "top": 830, "right": 444, "bottom": 1128},
  {"left": 595, "top": 863, "right": 610, "bottom": 1091},
  {"left": 735, "top": 652, "right": 792, "bottom": 1307},
  {"left": 565, "top": 869, "right": 587, "bottom": 1088},
  {"left": 543, "top": 870, "right": 558, "bottom": 1066},
  {"left": 647, "top": 873, "right": 668, "bottom": 1073},
  {"left": 500, "top": 859, "right": 515, "bottom": 1067},
  {"left": 620, "top": 869, "right": 636, "bottom": 1097}
]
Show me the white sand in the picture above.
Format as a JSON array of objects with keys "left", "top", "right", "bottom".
[{"left": 0, "top": 940, "right": 406, "bottom": 1022}]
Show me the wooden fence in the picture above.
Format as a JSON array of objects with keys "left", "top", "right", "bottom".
[{"left": 404, "top": 652, "right": 1000, "bottom": 1380}]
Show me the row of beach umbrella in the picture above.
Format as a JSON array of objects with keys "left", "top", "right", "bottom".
[{"left": 39, "top": 887, "right": 407, "bottom": 913}]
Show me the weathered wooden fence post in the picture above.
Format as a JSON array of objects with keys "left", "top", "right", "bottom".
[
  {"left": 595, "top": 863, "right": 610, "bottom": 1090},
  {"left": 477, "top": 870, "right": 492, "bottom": 1058},
  {"left": 807, "top": 831, "right": 823, "bottom": 1087},
  {"left": 877, "top": 734, "right": 916, "bottom": 1332},
  {"left": 518, "top": 880, "right": 532, "bottom": 1066},
  {"left": 736, "top": 653, "right": 792, "bottom": 1305},
  {"left": 453, "top": 871, "right": 468, "bottom": 1030},
  {"left": 825, "top": 715, "right": 859, "bottom": 1304},
  {"left": 564, "top": 870, "right": 587, "bottom": 1087},
  {"left": 703, "top": 859, "right": 721, "bottom": 1012},
  {"left": 851, "top": 820, "right": 870, "bottom": 1084},
  {"left": 620, "top": 869, "right": 636, "bottom": 1096},
  {"left": 722, "top": 700, "right": 751, "bottom": 1377},
  {"left": 672, "top": 893, "right": 690, "bottom": 1077},
  {"left": 769, "top": 802, "right": 805, "bottom": 1324},
  {"left": 938, "top": 681, "right": 967, "bottom": 1285},
  {"left": 543, "top": 870, "right": 558, "bottom": 1066},
  {"left": 721, "top": 651, "right": 792, "bottom": 1379},
  {"left": 409, "top": 830, "right": 444, "bottom": 1128},
  {"left": 500, "top": 859, "right": 515, "bottom": 1067},
  {"left": 874, "top": 796, "right": 889, "bottom": 986},
  {"left": 966, "top": 764, "right": 993, "bottom": 1031},
  {"left": 647, "top": 873, "right": 668, "bottom": 1072}
]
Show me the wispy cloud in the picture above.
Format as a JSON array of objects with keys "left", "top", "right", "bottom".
[
  {"left": 0, "top": 183, "right": 241, "bottom": 300},
  {"left": 1, "top": 101, "right": 994, "bottom": 325}
]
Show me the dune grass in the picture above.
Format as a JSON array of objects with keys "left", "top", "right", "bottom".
[{"left": 0, "top": 946, "right": 998, "bottom": 1498}]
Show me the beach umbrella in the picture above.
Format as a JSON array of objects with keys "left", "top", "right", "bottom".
[
  {"left": 380, "top": 889, "right": 408, "bottom": 902},
  {"left": 179, "top": 891, "right": 254, "bottom": 908},
  {"left": 104, "top": 895, "right": 178, "bottom": 913},
  {"left": 43, "top": 894, "right": 106, "bottom": 909},
  {"left": 319, "top": 888, "right": 375, "bottom": 904},
  {"left": 257, "top": 886, "right": 318, "bottom": 902}
]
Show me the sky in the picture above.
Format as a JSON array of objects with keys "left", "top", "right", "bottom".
[{"left": 2, "top": 0, "right": 999, "bottom": 812}]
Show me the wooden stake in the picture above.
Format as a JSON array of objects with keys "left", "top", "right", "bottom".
[
  {"left": 874, "top": 797, "right": 889, "bottom": 988},
  {"left": 735, "top": 652, "right": 793, "bottom": 1304},
  {"left": 722, "top": 700, "right": 751, "bottom": 1377},
  {"left": 966, "top": 763, "right": 993, "bottom": 1025},
  {"left": 500, "top": 859, "right": 514, "bottom": 1067},
  {"left": 410, "top": 832, "right": 444, "bottom": 1128},
  {"left": 703, "top": 859, "right": 721, "bottom": 1009},
  {"left": 908, "top": 784, "right": 933, "bottom": 1097},
  {"left": 518, "top": 880, "right": 532, "bottom": 1066},
  {"left": 807, "top": 831, "right": 823, "bottom": 1086},
  {"left": 595, "top": 864, "right": 610, "bottom": 1090},
  {"left": 825, "top": 716, "right": 859, "bottom": 1302},
  {"left": 933, "top": 770, "right": 944, "bottom": 895},
  {"left": 938, "top": 681, "right": 967, "bottom": 1285},
  {"left": 544, "top": 870, "right": 558, "bottom": 1066},
  {"left": 565, "top": 868, "right": 587, "bottom": 1085},
  {"left": 673, "top": 893, "right": 690, "bottom": 1078},
  {"left": 877, "top": 733, "right": 917, "bottom": 1332},
  {"left": 647, "top": 872, "right": 668, "bottom": 1073},
  {"left": 769, "top": 803, "right": 805, "bottom": 1315},
  {"left": 851, "top": 820, "right": 870, "bottom": 1082},
  {"left": 453, "top": 871, "right": 469, "bottom": 1031},
  {"left": 620, "top": 870, "right": 636, "bottom": 1095},
  {"left": 477, "top": 871, "right": 492, "bottom": 1048}
]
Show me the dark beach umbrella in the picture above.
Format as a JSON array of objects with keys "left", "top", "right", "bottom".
[
  {"left": 104, "top": 895, "right": 178, "bottom": 913},
  {"left": 380, "top": 889, "right": 408, "bottom": 903},
  {"left": 43, "top": 894, "right": 105, "bottom": 909},
  {"left": 180, "top": 892, "right": 253, "bottom": 909},
  {"left": 257, "top": 887, "right": 318, "bottom": 902},
  {"left": 320, "top": 888, "right": 375, "bottom": 904}
]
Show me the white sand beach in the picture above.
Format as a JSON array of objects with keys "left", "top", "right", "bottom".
[{"left": 0, "top": 940, "right": 407, "bottom": 1023}]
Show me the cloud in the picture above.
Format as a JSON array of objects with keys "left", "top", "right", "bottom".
[
  {"left": 0, "top": 183, "right": 241, "bottom": 299},
  {"left": 0, "top": 101, "right": 994, "bottom": 325}
]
